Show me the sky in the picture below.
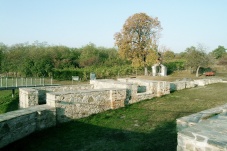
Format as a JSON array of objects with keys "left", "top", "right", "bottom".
[{"left": 0, "top": 0, "right": 227, "bottom": 53}]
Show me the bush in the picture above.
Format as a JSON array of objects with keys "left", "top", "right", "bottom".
[{"left": 164, "top": 61, "right": 185, "bottom": 74}]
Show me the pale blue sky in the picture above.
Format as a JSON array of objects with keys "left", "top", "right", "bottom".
[{"left": 0, "top": 0, "right": 226, "bottom": 53}]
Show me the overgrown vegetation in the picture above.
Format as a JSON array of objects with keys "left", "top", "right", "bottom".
[{"left": 2, "top": 83, "right": 227, "bottom": 151}]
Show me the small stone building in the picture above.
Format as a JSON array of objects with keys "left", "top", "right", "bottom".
[{"left": 152, "top": 64, "right": 167, "bottom": 76}]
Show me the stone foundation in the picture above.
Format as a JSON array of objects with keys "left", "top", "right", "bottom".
[
  {"left": 0, "top": 105, "right": 56, "bottom": 148},
  {"left": 19, "top": 84, "right": 94, "bottom": 108},
  {"left": 117, "top": 78, "right": 170, "bottom": 96},
  {"left": 1, "top": 77, "right": 224, "bottom": 149},
  {"left": 46, "top": 88, "right": 126, "bottom": 123},
  {"left": 177, "top": 104, "right": 227, "bottom": 150}
]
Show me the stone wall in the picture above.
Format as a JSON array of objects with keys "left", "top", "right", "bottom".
[
  {"left": 7, "top": 77, "right": 225, "bottom": 149},
  {"left": 0, "top": 105, "right": 56, "bottom": 148},
  {"left": 194, "top": 78, "right": 223, "bottom": 86},
  {"left": 46, "top": 88, "right": 126, "bottom": 123},
  {"left": 170, "top": 78, "right": 223, "bottom": 92},
  {"left": 19, "top": 88, "right": 39, "bottom": 108},
  {"left": 90, "top": 79, "right": 137, "bottom": 104},
  {"left": 170, "top": 81, "right": 195, "bottom": 92},
  {"left": 117, "top": 78, "right": 170, "bottom": 97},
  {"left": 91, "top": 79, "right": 170, "bottom": 104},
  {"left": 19, "top": 84, "right": 94, "bottom": 108},
  {"left": 177, "top": 104, "right": 227, "bottom": 150}
]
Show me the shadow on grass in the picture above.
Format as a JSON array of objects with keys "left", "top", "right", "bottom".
[
  {"left": 0, "top": 90, "right": 19, "bottom": 114},
  {"left": 5, "top": 93, "right": 19, "bottom": 113},
  {"left": 2, "top": 119, "right": 177, "bottom": 151}
]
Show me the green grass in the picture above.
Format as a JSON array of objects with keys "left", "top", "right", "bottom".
[
  {"left": 2, "top": 83, "right": 227, "bottom": 151},
  {"left": 0, "top": 90, "right": 19, "bottom": 114}
]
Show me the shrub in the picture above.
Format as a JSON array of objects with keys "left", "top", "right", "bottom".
[
  {"left": 52, "top": 65, "right": 143, "bottom": 81},
  {"left": 164, "top": 61, "right": 185, "bottom": 74}
]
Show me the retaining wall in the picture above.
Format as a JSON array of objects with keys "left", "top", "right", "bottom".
[{"left": 0, "top": 105, "right": 56, "bottom": 148}]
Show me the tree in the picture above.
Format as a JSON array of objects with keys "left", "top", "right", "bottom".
[
  {"left": 162, "top": 50, "right": 175, "bottom": 63},
  {"left": 211, "top": 45, "right": 226, "bottom": 59},
  {"left": 185, "top": 45, "right": 209, "bottom": 77},
  {"left": 0, "top": 43, "right": 7, "bottom": 72},
  {"left": 218, "top": 53, "right": 227, "bottom": 66},
  {"left": 114, "top": 13, "right": 162, "bottom": 75},
  {"left": 78, "top": 43, "right": 100, "bottom": 67}
]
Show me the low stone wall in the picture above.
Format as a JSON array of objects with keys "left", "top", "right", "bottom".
[
  {"left": 19, "top": 88, "right": 39, "bottom": 108},
  {"left": 170, "top": 81, "right": 195, "bottom": 92},
  {"left": 11, "top": 78, "right": 225, "bottom": 150},
  {"left": 19, "top": 84, "right": 94, "bottom": 108},
  {"left": 46, "top": 88, "right": 126, "bottom": 123},
  {"left": 0, "top": 105, "right": 56, "bottom": 148},
  {"left": 90, "top": 79, "right": 137, "bottom": 104},
  {"left": 117, "top": 78, "right": 170, "bottom": 97},
  {"left": 91, "top": 79, "right": 170, "bottom": 105},
  {"left": 194, "top": 78, "right": 223, "bottom": 86},
  {"left": 177, "top": 104, "right": 227, "bottom": 150},
  {"left": 170, "top": 78, "right": 223, "bottom": 92}
]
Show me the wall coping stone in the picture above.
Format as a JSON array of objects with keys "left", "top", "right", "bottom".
[
  {"left": 48, "top": 88, "right": 126, "bottom": 95},
  {"left": 0, "top": 105, "right": 55, "bottom": 122},
  {"left": 178, "top": 114, "right": 227, "bottom": 148}
]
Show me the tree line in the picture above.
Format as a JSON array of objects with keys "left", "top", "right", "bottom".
[
  {"left": 0, "top": 13, "right": 226, "bottom": 79},
  {"left": 0, "top": 42, "right": 131, "bottom": 78},
  {"left": 0, "top": 40, "right": 226, "bottom": 79}
]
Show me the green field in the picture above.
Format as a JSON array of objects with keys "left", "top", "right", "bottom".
[
  {"left": 0, "top": 90, "right": 19, "bottom": 114},
  {"left": 1, "top": 83, "right": 227, "bottom": 151}
]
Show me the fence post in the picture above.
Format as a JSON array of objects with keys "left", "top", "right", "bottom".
[
  {"left": 16, "top": 78, "right": 18, "bottom": 87},
  {"left": 51, "top": 77, "right": 53, "bottom": 85},
  {"left": 21, "top": 78, "right": 23, "bottom": 86},
  {"left": 6, "top": 77, "right": 8, "bottom": 88},
  {"left": 12, "top": 89, "right": 15, "bottom": 98}
]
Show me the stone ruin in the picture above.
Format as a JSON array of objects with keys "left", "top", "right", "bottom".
[
  {"left": 177, "top": 104, "right": 227, "bottom": 150},
  {"left": 0, "top": 77, "right": 225, "bottom": 149}
]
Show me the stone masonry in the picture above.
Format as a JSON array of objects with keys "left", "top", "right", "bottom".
[
  {"left": 0, "top": 77, "right": 224, "bottom": 149},
  {"left": 177, "top": 104, "right": 227, "bottom": 150},
  {"left": 46, "top": 88, "right": 126, "bottom": 123},
  {"left": 0, "top": 105, "right": 56, "bottom": 148},
  {"left": 19, "top": 84, "right": 94, "bottom": 108}
]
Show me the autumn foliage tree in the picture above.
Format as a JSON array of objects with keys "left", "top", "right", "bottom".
[{"left": 114, "top": 13, "right": 162, "bottom": 75}]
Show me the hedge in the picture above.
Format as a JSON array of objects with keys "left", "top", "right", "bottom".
[{"left": 52, "top": 66, "right": 143, "bottom": 81}]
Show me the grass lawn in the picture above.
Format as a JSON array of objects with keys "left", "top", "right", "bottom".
[
  {"left": 0, "top": 90, "right": 19, "bottom": 114},
  {"left": 2, "top": 83, "right": 227, "bottom": 151}
]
